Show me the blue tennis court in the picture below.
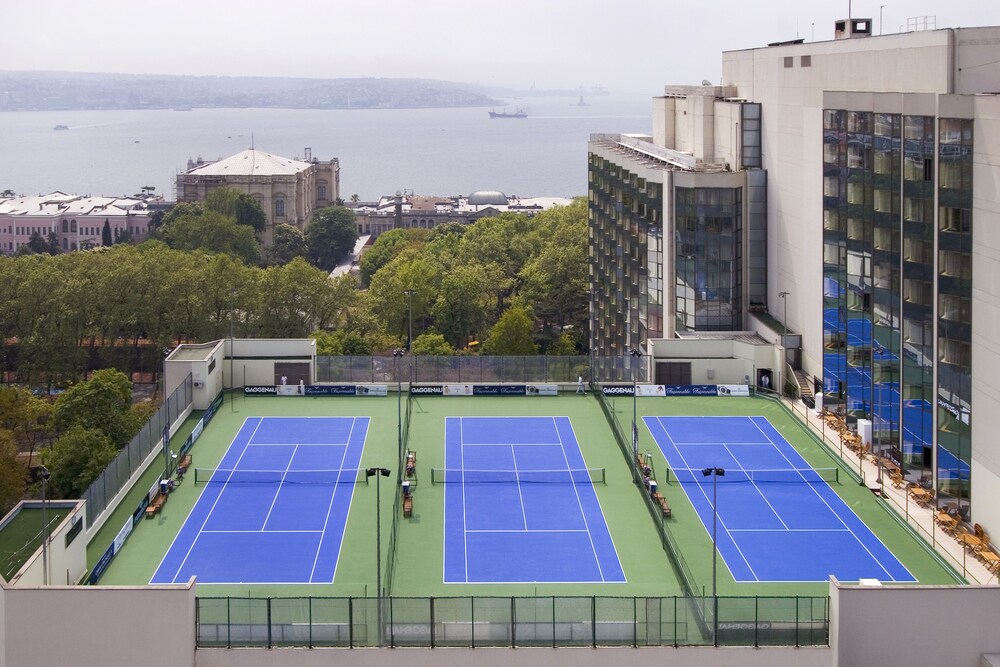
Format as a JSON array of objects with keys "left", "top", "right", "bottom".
[
  {"left": 442, "top": 416, "right": 625, "bottom": 584},
  {"left": 151, "top": 416, "right": 369, "bottom": 584},
  {"left": 643, "top": 416, "right": 915, "bottom": 583}
]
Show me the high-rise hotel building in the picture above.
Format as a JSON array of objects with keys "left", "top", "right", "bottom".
[{"left": 589, "top": 22, "right": 1000, "bottom": 528}]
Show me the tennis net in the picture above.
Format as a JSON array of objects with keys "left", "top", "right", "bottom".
[
  {"left": 430, "top": 467, "right": 606, "bottom": 485},
  {"left": 664, "top": 467, "right": 840, "bottom": 485},
  {"left": 193, "top": 468, "right": 369, "bottom": 486}
]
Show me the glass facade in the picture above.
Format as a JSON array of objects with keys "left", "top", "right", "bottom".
[
  {"left": 588, "top": 150, "right": 663, "bottom": 355},
  {"left": 674, "top": 187, "right": 743, "bottom": 331},
  {"left": 822, "top": 109, "right": 973, "bottom": 516}
]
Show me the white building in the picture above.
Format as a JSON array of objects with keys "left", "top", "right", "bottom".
[
  {"left": 176, "top": 148, "right": 340, "bottom": 247},
  {"left": 0, "top": 192, "right": 155, "bottom": 254}
]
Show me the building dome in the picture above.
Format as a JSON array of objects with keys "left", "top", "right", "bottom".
[{"left": 468, "top": 190, "right": 508, "bottom": 206}]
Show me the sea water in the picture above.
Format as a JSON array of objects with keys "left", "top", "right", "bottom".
[{"left": 0, "top": 94, "right": 651, "bottom": 201}]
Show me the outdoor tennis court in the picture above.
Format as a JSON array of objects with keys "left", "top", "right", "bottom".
[
  {"left": 440, "top": 416, "right": 625, "bottom": 584},
  {"left": 644, "top": 415, "right": 916, "bottom": 583},
  {"left": 151, "top": 416, "right": 369, "bottom": 585}
]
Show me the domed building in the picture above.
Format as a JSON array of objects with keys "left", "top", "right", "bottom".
[{"left": 467, "top": 190, "right": 509, "bottom": 207}]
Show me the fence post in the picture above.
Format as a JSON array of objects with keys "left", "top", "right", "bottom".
[
  {"left": 471, "top": 596, "right": 476, "bottom": 649},
  {"left": 795, "top": 595, "right": 800, "bottom": 647},
  {"left": 226, "top": 597, "right": 231, "bottom": 649},
  {"left": 591, "top": 595, "right": 597, "bottom": 648},
  {"left": 348, "top": 597, "right": 354, "bottom": 648},
  {"left": 430, "top": 596, "right": 436, "bottom": 648},
  {"left": 510, "top": 597, "right": 516, "bottom": 647},
  {"left": 267, "top": 597, "right": 273, "bottom": 649},
  {"left": 308, "top": 596, "right": 313, "bottom": 649}
]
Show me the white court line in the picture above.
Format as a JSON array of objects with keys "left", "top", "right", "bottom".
[
  {"left": 170, "top": 418, "right": 265, "bottom": 583},
  {"left": 553, "top": 416, "right": 606, "bottom": 581},
  {"left": 310, "top": 417, "right": 356, "bottom": 583},
  {"left": 203, "top": 529, "right": 323, "bottom": 534},
  {"left": 749, "top": 416, "right": 901, "bottom": 581},
  {"left": 467, "top": 528, "right": 592, "bottom": 533},
  {"left": 511, "top": 445, "right": 530, "bottom": 530},
  {"left": 722, "top": 442, "right": 790, "bottom": 530},
  {"left": 653, "top": 417, "right": 759, "bottom": 580},
  {"left": 261, "top": 444, "right": 299, "bottom": 531}
]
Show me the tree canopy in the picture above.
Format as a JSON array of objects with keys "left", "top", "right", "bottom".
[{"left": 306, "top": 206, "right": 359, "bottom": 271}]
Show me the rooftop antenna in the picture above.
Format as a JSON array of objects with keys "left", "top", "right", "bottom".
[{"left": 251, "top": 133, "right": 255, "bottom": 150}]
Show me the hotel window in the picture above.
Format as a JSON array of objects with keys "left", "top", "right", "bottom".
[
  {"left": 275, "top": 198, "right": 286, "bottom": 217},
  {"left": 317, "top": 182, "right": 328, "bottom": 202}
]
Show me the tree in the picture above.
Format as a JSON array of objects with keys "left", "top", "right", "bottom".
[
  {"left": 305, "top": 206, "right": 358, "bottom": 271},
  {"left": 101, "top": 218, "right": 113, "bottom": 246},
  {"left": 0, "top": 429, "right": 27, "bottom": 516},
  {"left": 46, "top": 231, "right": 60, "bottom": 255},
  {"left": 53, "top": 369, "right": 136, "bottom": 449},
  {"left": 268, "top": 223, "right": 309, "bottom": 265},
  {"left": 26, "top": 231, "right": 48, "bottom": 254},
  {"left": 350, "top": 194, "right": 360, "bottom": 204},
  {"left": 358, "top": 228, "right": 428, "bottom": 284},
  {"left": 431, "top": 264, "right": 491, "bottom": 348},
  {"left": 547, "top": 332, "right": 577, "bottom": 355},
  {"left": 481, "top": 305, "right": 538, "bottom": 355},
  {"left": 160, "top": 211, "right": 261, "bottom": 265},
  {"left": 0, "top": 386, "right": 53, "bottom": 468},
  {"left": 412, "top": 333, "right": 455, "bottom": 355},
  {"left": 42, "top": 426, "right": 117, "bottom": 499}
]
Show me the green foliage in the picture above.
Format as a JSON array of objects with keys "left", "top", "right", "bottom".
[
  {"left": 310, "top": 329, "right": 371, "bottom": 355},
  {"left": 42, "top": 426, "right": 117, "bottom": 499},
  {"left": 101, "top": 218, "right": 113, "bottom": 247},
  {"left": 358, "top": 228, "right": 429, "bottom": 284},
  {"left": 0, "top": 387, "right": 53, "bottom": 467},
  {"left": 305, "top": 206, "right": 358, "bottom": 271},
  {"left": 481, "top": 305, "right": 539, "bottom": 355},
  {"left": 268, "top": 223, "right": 310, "bottom": 265},
  {"left": 0, "top": 429, "right": 27, "bottom": 516},
  {"left": 547, "top": 332, "right": 577, "bottom": 355},
  {"left": 412, "top": 333, "right": 454, "bottom": 356},
  {"left": 53, "top": 369, "right": 136, "bottom": 449},
  {"left": 234, "top": 194, "right": 267, "bottom": 234},
  {"left": 27, "top": 231, "right": 49, "bottom": 254},
  {"left": 160, "top": 210, "right": 261, "bottom": 264}
]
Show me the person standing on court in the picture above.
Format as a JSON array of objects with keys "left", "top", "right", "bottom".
[{"left": 577, "top": 375, "right": 585, "bottom": 394}]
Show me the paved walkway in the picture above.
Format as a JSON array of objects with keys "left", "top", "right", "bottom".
[{"left": 785, "top": 397, "right": 997, "bottom": 585}]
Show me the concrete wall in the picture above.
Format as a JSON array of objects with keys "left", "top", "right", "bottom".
[
  {"left": 0, "top": 582, "right": 196, "bottom": 667},
  {"left": 971, "top": 95, "right": 1000, "bottom": 532},
  {"left": 649, "top": 338, "right": 777, "bottom": 386},
  {"left": 831, "top": 581, "right": 1000, "bottom": 666},
  {"left": 225, "top": 338, "right": 316, "bottom": 387},
  {"left": 10, "top": 502, "right": 86, "bottom": 586}
]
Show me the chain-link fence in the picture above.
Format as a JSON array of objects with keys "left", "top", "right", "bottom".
[
  {"left": 316, "top": 355, "right": 647, "bottom": 385},
  {"left": 82, "top": 374, "right": 193, "bottom": 526},
  {"left": 195, "top": 595, "right": 828, "bottom": 648}
]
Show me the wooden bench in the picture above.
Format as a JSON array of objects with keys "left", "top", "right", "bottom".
[
  {"left": 402, "top": 495, "right": 413, "bottom": 518},
  {"left": 145, "top": 491, "right": 166, "bottom": 518},
  {"left": 652, "top": 491, "right": 671, "bottom": 517},
  {"left": 177, "top": 454, "right": 192, "bottom": 479}
]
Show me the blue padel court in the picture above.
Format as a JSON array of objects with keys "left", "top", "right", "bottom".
[
  {"left": 442, "top": 416, "right": 625, "bottom": 584},
  {"left": 151, "top": 416, "right": 369, "bottom": 584},
  {"left": 643, "top": 415, "right": 915, "bottom": 583}
]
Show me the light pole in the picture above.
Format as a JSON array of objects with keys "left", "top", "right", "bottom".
[
  {"left": 366, "top": 466, "right": 391, "bottom": 643},
  {"left": 702, "top": 466, "right": 725, "bottom": 645},
  {"left": 393, "top": 349, "right": 405, "bottom": 454},
  {"left": 879, "top": 4, "right": 886, "bottom": 35},
  {"left": 35, "top": 466, "right": 51, "bottom": 585},
  {"left": 404, "top": 289, "right": 416, "bottom": 353},
  {"left": 778, "top": 291, "right": 790, "bottom": 334},
  {"left": 630, "top": 348, "right": 642, "bottom": 458}
]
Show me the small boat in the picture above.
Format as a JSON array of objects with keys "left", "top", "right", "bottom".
[
  {"left": 574, "top": 95, "right": 589, "bottom": 107},
  {"left": 53, "top": 124, "right": 69, "bottom": 131},
  {"left": 488, "top": 108, "right": 527, "bottom": 119}
]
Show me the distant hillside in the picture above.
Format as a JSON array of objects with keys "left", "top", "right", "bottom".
[{"left": 0, "top": 71, "right": 501, "bottom": 111}]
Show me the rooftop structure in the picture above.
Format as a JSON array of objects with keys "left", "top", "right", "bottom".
[
  {"left": 353, "top": 190, "right": 574, "bottom": 237},
  {"left": 0, "top": 192, "right": 156, "bottom": 254},
  {"left": 176, "top": 147, "right": 340, "bottom": 247}
]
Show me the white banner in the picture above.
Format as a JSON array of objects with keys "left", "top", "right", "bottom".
[
  {"left": 717, "top": 384, "right": 750, "bottom": 397},
  {"left": 526, "top": 384, "right": 559, "bottom": 396},
  {"left": 636, "top": 385, "right": 666, "bottom": 397},
  {"left": 277, "top": 385, "right": 305, "bottom": 396},
  {"left": 356, "top": 385, "right": 388, "bottom": 396},
  {"left": 443, "top": 384, "right": 474, "bottom": 396}
]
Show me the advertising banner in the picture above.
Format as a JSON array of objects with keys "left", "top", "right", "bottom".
[
  {"left": 662, "top": 385, "right": 719, "bottom": 396},
  {"left": 410, "top": 385, "right": 444, "bottom": 396},
  {"left": 717, "top": 384, "right": 750, "bottom": 397},
  {"left": 304, "top": 385, "right": 357, "bottom": 396},
  {"left": 601, "top": 384, "right": 635, "bottom": 397},
  {"left": 443, "top": 385, "right": 474, "bottom": 396},
  {"left": 636, "top": 385, "right": 666, "bottom": 397},
  {"left": 526, "top": 384, "right": 559, "bottom": 396},
  {"left": 277, "top": 385, "right": 304, "bottom": 396},
  {"left": 356, "top": 385, "right": 388, "bottom": 396}
]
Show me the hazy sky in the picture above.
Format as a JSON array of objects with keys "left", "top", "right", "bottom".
[{"left": 3, "top": 0, "right": 997, "bottom": 93}]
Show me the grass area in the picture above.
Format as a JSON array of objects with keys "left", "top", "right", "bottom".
[
  {"left": 1, "top": 507, "right": 68, "bottom": 581},
  {"left": 95, "top": 390, "right": 958, "bottom": 599}
]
